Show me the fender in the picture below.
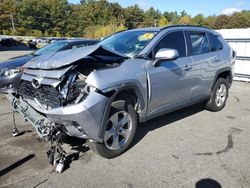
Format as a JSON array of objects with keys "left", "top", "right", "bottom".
[
  {"left": 97, "top": 83, "right": 146, "bottom": 141},
  {"left": 211, "top": 67, "right": 233, "bottom": 90}
]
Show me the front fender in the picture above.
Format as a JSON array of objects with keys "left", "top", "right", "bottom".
[
  {"left": 85, "top": 59, "right": 148, "bottom": 142},
  {"left": 97, "top": 83, "right": 147, "bottom": 141}
]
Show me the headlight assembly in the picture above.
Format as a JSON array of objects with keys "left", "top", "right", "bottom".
[
  {"left": 3, "top": 69, "right": 16, "bottom": 77},
  {"left": 2, "top": 67, "right": 26, "bottom": 77}
]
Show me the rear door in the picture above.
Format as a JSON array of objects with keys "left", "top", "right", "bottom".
[{"left": 185, "top": 31, "right": 213, "bottom": 101}]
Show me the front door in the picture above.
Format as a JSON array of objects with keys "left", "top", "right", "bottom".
[{"left": 146, "top": 30, "right": 193, "bottom": 119}]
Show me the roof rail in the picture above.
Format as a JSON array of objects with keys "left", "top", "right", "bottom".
[{"left": 160, "top": 24, "right": 212, "bottom": 30}]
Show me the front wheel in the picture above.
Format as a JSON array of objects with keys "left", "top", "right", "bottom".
[
  {"left": 205, "top": 78, "right": 229, "bottom": 112},
  {"left": 87, "top": 99, "right": 137, "bottom": 159}
]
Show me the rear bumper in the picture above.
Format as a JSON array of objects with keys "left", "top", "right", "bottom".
[
  {"left": 0, "top": 73, "right": 21, "bottom": 93},
  {"left": 7, "top": 91, "right": 109, "bottom": 142}
]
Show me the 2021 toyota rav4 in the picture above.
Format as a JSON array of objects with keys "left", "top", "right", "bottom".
[{"left": 8, "top": 26, "right": 235, "bottom": 168}]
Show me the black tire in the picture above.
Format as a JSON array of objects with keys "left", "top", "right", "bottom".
[
  {"left": 205, "top": 78, "right": 229, "bottom": 112},
  {"left": 87, "top": 99, "right": 138, "bottom": 159}
]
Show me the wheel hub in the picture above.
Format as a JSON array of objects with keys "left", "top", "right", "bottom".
[
  {"left": 215, "top": 83, "right": 227, "bottom": 107},
  {"left": 104, "top": 111, "right": 132, "bottom": 150}
]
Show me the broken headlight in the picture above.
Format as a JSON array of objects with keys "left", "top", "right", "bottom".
[
  {"left": 86, "top": 85, "right": 96, "bottom": 92},
  {"left": 72, "top": 84, "right": 96, "bottom": 104},
  {"left": 59, "top": 71, "right": 97, "bottom": 105}
]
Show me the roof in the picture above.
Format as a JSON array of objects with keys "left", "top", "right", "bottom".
[
  {"left": 126, "top": 27, "right": 163, "bottom": 32},
  {"left": 128, "top": 25, "right": 213, "bottom": 33},
  {"left": 161, "top": 24, "right": 211, "bottom": 30}
]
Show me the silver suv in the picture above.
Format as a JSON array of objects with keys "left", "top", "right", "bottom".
[{"left": 8, "top": 26, "right": 235, "bottom": 165}]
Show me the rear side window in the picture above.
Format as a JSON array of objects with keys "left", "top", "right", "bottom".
[
  {"left": 186, "top": 32, "right": 210, "bottom": 55},
  {"left": 154, "top": 31, "right": 186, "bottom": 58},
  {"left": 71, "top": 43, "right": 87, "bottom": 49},
  {"left": 208, "top": 33, "right": 223, "bottom": 51}
]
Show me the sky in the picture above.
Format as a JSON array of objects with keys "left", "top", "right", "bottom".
[{"left": 68, "top": 0, "right": 250, "bottom": 16}]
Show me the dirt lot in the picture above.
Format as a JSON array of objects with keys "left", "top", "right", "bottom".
[{"left": 0, "top": 50, "right": 250, "bottom": 188}]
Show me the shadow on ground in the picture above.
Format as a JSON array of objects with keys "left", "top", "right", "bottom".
[
  {"left": 196, "top": 178, "right": 222, "bottom": 188},
  {"left": 61, "top": 102, "right": 205, "bottom": 169},
  {"left": 131, "top": 102, "right": 204, "bottom": 148},
  {"left": 62, "top": 136, "right": 90, "bottom": 171},
  {"left": 0, "top": 102, "right": 204, "bottom": 175},
  {"left": 0, "top": 154, "right": 35, "bottom": 177}
]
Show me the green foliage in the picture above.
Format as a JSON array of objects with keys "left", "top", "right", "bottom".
[
  {"left": 142, "top": 7, "right": 161, "bottom": 27},
  {"left": 214, "top": 15, "right": 230, "bottom": 29},
  {"left": 180, "top": 15, "right": 191, "bottom": 25},
  {"left": 0, "top": 0, "right": 250, "bottom": 37},
  {"left": 228, "top": 11, "right": 250, "bottom": 28},
  {"left": 204, "top": 15, "right": 217, "bottom": 28},
  {"left": 191, "top": 14, "right": 206, "bottom": 26},
  {"left": 84, "top": 23, "right": 126, "bottom": 38},
  {"left": 158, "top": 16, "right": 168, "bottom": 27},
  {"left": 163, "top": 11, "right": 180, "bottom": 25},
  {"left": 180, "top": 10, "right": 187, "bottom": 17},
  {"left": 124, "top": 5, "right": 144, "bottom": 29},
  {"left": 0, "top": 0, "right": 18, "bottom": 31}
]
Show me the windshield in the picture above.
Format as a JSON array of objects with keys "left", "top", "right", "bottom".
[
  {"left": 99, "top": 30, "right": 157, "bottom": 58},
  {"left": 34, "top": 41, "right": 68, "bottom": 56}
]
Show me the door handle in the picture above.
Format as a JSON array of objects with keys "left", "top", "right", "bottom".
[
  {"left": 211, "top": 57, "right": 222, "bottom": 63},
  {"left": 183, "top": 64, "right": 192, "bottom": 71}
]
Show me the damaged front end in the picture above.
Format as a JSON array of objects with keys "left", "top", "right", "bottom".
[
  {"left": 7, "top": 44, "right": 128, "bottom": 172},
  {"left": 15, "top": 69, "right": 110, "bottom": 142}
]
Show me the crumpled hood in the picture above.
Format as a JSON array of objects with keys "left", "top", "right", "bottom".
[{"left": 24, "top": 44, "right": 128, "bottom": 70}]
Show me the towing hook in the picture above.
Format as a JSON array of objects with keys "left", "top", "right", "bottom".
[
  {"left": 55, "top": 158, "right": 66, "bottom": 173},
  {"left": 12, "top": 110, "right": 21, "bottom": 137},
  {"left": 12, "top": 128, "right": 20, "bottom": 137}
]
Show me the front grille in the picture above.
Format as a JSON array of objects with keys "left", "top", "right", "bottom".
[{"left": 18, "top": 80, "right": 64, "bottom": 108}]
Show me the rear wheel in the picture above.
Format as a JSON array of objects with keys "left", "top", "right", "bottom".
[
  {"left": 205, "top": 78, "right": 229, "bottom": 112},
  {"left": 87, "top": 99, "right": 137, "bottom": 159}
]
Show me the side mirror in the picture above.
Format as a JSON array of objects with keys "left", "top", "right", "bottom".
[{"left": 153, "top": 48, "right": 179, "bottom": 67}]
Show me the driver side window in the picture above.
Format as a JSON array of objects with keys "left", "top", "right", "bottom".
[{"left": 153, "top": 31, "right": 187, "bottom": 58}]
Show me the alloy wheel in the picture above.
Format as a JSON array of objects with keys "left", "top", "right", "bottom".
[
  {"left": 104, "top": 111, "right": 132, "bottom": 150},
  {"left": 215, "top": 83, "right": 227, "bottom": 107}
]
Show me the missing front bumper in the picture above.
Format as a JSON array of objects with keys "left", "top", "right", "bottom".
[{"left": 6, "top": 94, "right": 54, "bottom": 138}]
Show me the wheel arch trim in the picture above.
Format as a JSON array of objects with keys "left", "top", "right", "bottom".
[
  {"left": 211, "top": 67, "right": 233, "bottom": 90},
  {"left": 98, "top": 83, "right": 145, "bottom": 141}
]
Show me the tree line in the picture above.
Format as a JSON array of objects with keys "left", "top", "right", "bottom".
[{"left": 1, "top": 0, "right": 250, "bottom": 38}]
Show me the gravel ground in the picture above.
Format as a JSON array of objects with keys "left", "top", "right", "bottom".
[{"left": 0, "top": 51, "right": 249, "bottom": 188}]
